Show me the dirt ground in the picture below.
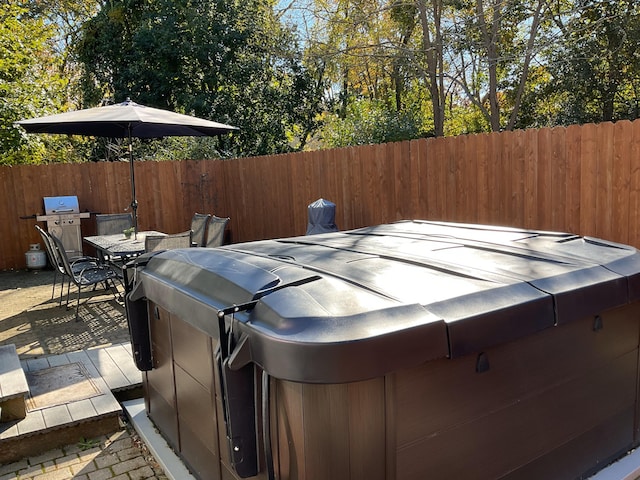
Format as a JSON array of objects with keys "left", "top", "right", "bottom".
[{"left": 0, "top": 267, "right": 130, "bottom": 358}]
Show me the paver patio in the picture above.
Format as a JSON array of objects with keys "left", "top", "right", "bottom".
[{"left": 0, "top": 268, "right": 167, "bottom": 480}]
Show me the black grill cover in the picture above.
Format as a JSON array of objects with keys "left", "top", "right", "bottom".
[{"left": 306, "top": 198, "right": 338, "bottom": 235}]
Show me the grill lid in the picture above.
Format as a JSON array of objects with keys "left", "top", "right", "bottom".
[{"left": 43, "top": 196, "right": 80, "bottom": 215}]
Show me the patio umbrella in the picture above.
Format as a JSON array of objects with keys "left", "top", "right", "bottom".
[{"left": 16, "top": 98, "right": 237, "bottom": 234}]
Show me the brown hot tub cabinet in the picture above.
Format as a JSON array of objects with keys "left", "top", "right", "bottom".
[{"left": 124, "top": 220, "right": 640, "bottom": 480}]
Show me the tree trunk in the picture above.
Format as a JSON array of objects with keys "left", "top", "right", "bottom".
[
  {"left": 417, "top": 0, "right": 445, "bottom": 137},
  {"left": 477, "top": 0, "right": 501, "bottom": 131},
  {"left": 507, "top": 0, "right": 545, "bottom": 130}
]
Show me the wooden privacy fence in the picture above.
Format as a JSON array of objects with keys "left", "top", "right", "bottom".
[{"left": 2, "top": 119, "right": 640, "bottom": 271}]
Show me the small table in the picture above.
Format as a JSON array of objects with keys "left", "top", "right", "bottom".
[{"left": 83, "top": 231, "right": 165, "bottom": 260}]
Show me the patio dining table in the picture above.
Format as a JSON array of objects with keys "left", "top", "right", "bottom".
[{"left": 83, "top": 231, "right": 166, "bottom": 260}]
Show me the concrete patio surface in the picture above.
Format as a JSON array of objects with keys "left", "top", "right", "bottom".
[
  {"left": 0, "top": 269, "right": 130, "bottom": 358},
  {"left": 0, "top": 268, "right": 167, "bottom": 479}
]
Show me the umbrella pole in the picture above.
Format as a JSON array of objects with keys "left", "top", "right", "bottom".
[{"left": 128, "top": 127, "right": 138, "bottom": 239}]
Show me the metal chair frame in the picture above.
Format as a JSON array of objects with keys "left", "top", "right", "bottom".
[
  {"left": 35, "top": 225, "right": 100, "bottom": 306},
  {"left": 50, "top": 233, "right": 122, "bottom": 321}
]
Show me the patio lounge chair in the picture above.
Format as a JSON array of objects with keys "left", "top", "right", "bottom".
[
  {"left": 49, "top": 233, "right": 122, "bottom": 321},
  {"left": 205, "top": 216, "right": 230, "bottom": 247},
  {"left": 190, "top": 213, "right": 211, "bottom": 247},
  {"left": 145, "top": 231, "right": 192, "bottom": 253}
]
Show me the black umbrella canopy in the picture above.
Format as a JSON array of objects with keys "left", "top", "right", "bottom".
[
  {"left": 17, "top": 98, "right": 237, "bottom": 137},
  {"left": 16, "top": 99, "right": 238, "bottom": 235}
]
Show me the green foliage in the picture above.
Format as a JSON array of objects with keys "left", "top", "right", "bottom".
[
  {"left": 546, "top": 0, "right": 640, "bottom": 125},
  {"left": 76, "top": 437, "right": 101, "bottom": 451},
  {"left": 319, "top": 98, "right": 425, "bottom": 147},
  {"left": 75, "top": 0, "right": 324, "bottom": 157},
  {"left": 0, "top": 1, "right": 98, "bottom": 165},
  {"left": 444, "top": 104, "right": 489, "bottom": 136},
  {"left": 5, "top": 0, "right": 640, "bottom": 165},
  {"left": 0, "top": 2, "right": 61, "bottom": 164}
]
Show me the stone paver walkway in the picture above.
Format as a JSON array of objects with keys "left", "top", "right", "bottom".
[
  {"left": 0, "top": 269, "right": 169, "bottom": 480},
  {"left": 0, "top": 422, "right": 167, "bottom": 480}
]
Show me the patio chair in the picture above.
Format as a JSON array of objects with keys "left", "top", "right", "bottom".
[
  {"left": 95, "top": 213, "right": 135, "bottom": 265},
  {"left": 35, "top": 225, "right": 63, "bottom": 301},
  {"left": 35, "top": 225, "right": 99, "bottom": 307},
  {"left": 145, "top": 231, "right": 192, "bottom": 253},
  {"left": 205, "top": 216, "right": 230, "bottom": 247},
  {"left": 96, "top": 213, "right": 134, "bottom": 235},
  {"left": 49, "top": 233, "right": 122, "bottom": 321},
  {"left": 191, "top": 213, "right": 211, "bottom": 247}
]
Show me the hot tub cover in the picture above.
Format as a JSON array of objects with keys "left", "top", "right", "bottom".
[{"left": 126, "top": 220, "right": 640, "bottom": 383}]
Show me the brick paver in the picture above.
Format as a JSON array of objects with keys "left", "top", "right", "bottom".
[
  {"left": 0, "top": 271, "right": 170, "bottom": 480},
  {"left": 0, "top": 423, "right": 167, "bottom": 480}
]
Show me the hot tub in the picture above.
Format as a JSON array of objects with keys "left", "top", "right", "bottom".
[{"left": 124, "top": 220, "right": 640, "bottom": 480}]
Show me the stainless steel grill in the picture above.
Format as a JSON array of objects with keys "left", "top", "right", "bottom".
[{"left": 36, "top": 196, "right": 90, "bottom": 258}]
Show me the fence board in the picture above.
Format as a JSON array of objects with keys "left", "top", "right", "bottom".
[
  {"left": 536, "top": 128, "right": 552, "bottom": 230},
  {"left": 364, "top": 144, "right": 381, "bottom": 226},
  {"left": 392, "top": 142, "right": 404, "bottom": 220},
  {"left": 4, "top": 120, "right": 640, "bottom": 270},
  {"left": 486, "top": 135, "right": 506, "bottom": 224},
  {"left": 523, "top": 128, "right": 538, "bottom": 229},
  {"left": 503, "top": 130, "right": 516, "bottom": 226},
  {"left": 629, "top": 122, "right": 640, "bottom": 248},
  {"left": 408, "top": 139, "right": 420, "bottom": 219},
  {"left": 475, "top": 133, "right": 490, "bottom": 225},
  {"left": 349, "top": 145, "right": 365, "bottom": 228},
  {"left": 565, "top": 125, "right": 582, "bottom": 235},
  {"left": 596, "top": 122, "right": 615, "bottom": 240},
  {"left": 222, "top": 158, "right": 242, "bottom": 240},
  {"left": 278, "top": 154, "right": 297, "bottom": 237},
  {"left": 580, "top": 123, "right": 598, "bottom": 237},
  {"left": 459, "top": 135, "right": 470, "bottom": 222},
  {"left": 424, "top": 137, "right": 437, "bottom": 220},
  {"left": 510, "top": 130, "right": 525, "bottom": 227},
  {"left": 613, "top": 121, "right": 632, "bottom": 244},
  {"left": 13, "top": 167, "right": 31, "bottom": 263},
  {"left": 381, "top": 142, "right": 395, "bottom": 223},
  {"left": 550, "top": 127, "right": 567, "bottom": 231},
  {"left": 337, "top": 147, "right": 352, "bottom": 230},
  {"left": 290, "top": 152, "right": 308, "bottom": 234}
]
